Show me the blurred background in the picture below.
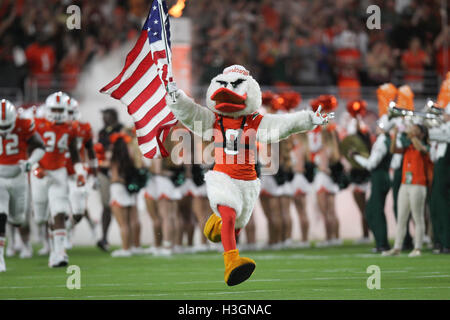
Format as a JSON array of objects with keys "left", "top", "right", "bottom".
[
  {"left": 1, "top": 0, "right": 448, "bottom": 103},
  {"left": 0, "top": 0, "right": 448, "bottom": 245}
]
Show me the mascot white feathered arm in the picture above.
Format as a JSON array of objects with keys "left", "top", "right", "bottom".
[
  {"left": 166, "top": 87, "right": 215, "bottom": 141},
  {"left": 257, "top": 106, "right": 330, "bottom": 143}
]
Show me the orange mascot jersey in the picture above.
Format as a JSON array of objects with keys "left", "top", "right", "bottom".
[
  {"left": 66, "top": 121, "right": 93, "bottom": 175},
  {"left": 213, "top": 112, "right": 263, "bottom": 181},
  {"left": 35, "top": 118, "right": 77, "bottom": 170},
  {"left": 0, "top": 118, "right": 35, "bottom": 165}
]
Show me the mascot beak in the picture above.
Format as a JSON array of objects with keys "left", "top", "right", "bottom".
[{"left": 211, "top": 87, "right": 247, "bottom": 113}]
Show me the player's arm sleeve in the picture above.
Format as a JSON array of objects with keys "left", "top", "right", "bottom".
[
  {"left": 166, "top": 89, "right": 215, "bottom": 141},
  {"left": 85, "top": 138, "right": 98, "bottom": 176},
  {"left": 69, "top": 137, "right": 80, "bottom": 164},
  {"left": 26, "top": 133, "right": 46, "bottom": 165},
  {"left": 354, "top": 134, "right": 387, "bottom": 171},
  {"left": 256, "top": 110, "right": 316, "bottom": 144}
]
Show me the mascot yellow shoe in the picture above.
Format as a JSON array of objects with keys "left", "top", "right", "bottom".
[
  {"left": 223, "top": 249, "right": 256, "bottom": 286},
  {"left": 203, "top": 213, "right": 222, "bottom": 243}
]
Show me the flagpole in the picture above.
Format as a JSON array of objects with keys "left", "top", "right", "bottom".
[{"left": 157, "top": 0, "right": 177, "bottom": 102}]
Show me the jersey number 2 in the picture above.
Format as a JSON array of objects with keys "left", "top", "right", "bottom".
[{"left": 0, "top": 134, "right": 19, "bottom": 156}]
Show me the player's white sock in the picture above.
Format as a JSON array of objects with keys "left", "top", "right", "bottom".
[
  {"left": 53, "top": 229, "right": 67, "bottom": 255},
  {"left": 0, "top": 237, "right": 5, "bottom": 257},
  {"left": 6, "top": 224, "right": 15, "bottom": 250},
  {"left": 48, "top": 230, "right": 55, "bottom": 253},
  {"left": 65, "top": 218, "right": 73, "bottom": 232}
]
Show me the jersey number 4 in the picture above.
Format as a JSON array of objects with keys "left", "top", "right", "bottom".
[
  {"left": 44, "top": 132, "right": 69, "bottom": 153},
  {"left": 0, "top": 134, "right": 19, "bottom": 156}
]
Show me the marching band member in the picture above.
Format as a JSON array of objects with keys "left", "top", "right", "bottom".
[
  {"left": 429, "top": 102, "right": 450, "bottom": 254},
  {"left": 384, "top": 121, "right": 430, "bottom": 257},
  {"left": 351, "top": 114, "right": 393, "bottom": 252},
  {"left": 345, "top": 100, "right": 371, "bottom": 244}
]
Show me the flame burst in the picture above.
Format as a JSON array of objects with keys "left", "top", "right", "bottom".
[{"left": 169, "top": 0, "right": 186, "bottom": 18}]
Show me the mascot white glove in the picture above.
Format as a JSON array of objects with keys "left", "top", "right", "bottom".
[{"left": 311, "top": 105, "right": 333, "bottom": 126}]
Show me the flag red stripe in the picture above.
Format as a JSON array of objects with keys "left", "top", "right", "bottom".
[
  {"left": 133, "top": 95, "right": 166, "bottom": 130},
  {"left": 153, "top": 50, "right": 166, "bottom": 62},
  {"left": 143, "top": 148, "right": 157, "bottom": 159},
  {"left": 136, "top": 112, "right": 175, "bottom": 145},
  {"left": 127, "top": 76, "right": 164, "bottom": 115},
  {"left": 100, "top": 31, "right": 148, "bottom": 93}
]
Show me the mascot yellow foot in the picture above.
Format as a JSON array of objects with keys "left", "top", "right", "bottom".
[
  {"left": 223, "top": 249, "right": 256, "bottom": 286},
  {"left": 203, "top": 213, "right": 222, "bottom": 243}
]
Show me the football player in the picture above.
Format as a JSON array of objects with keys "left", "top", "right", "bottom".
[
  {"left": 31, "top": 92, "right": 82, "bottom": 267},
  {"left": 64, "top": 97, "right": 98, "bottom": 249},
  {"left": 0, "top": 99, "right": 45, "bottom": 272}
]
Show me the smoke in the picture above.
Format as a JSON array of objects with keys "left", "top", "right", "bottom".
[{"left": 73, "top": 42, "right": 136, "bottom": 137}]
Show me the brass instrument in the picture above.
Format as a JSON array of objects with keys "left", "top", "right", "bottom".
[
  {"left": 340, "top": 135, "right": 370, "bottom": 170},
  {"left": 387, "top": 101, "right": 443, "bottom": 127}
]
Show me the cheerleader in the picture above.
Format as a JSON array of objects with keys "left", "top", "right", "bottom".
[
  {"left": 108, "top": 131, "right": 143, "bottom": 257},
  {"left": 290, "top": 134, "right": 311, "bottom": 247},
  {"left": 309, "top": 96, "right": 342, "bottom": 247}
]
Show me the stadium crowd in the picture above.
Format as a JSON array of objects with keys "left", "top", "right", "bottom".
[{"left": 0, "top": 0, "right": 449, "bottom": 96}]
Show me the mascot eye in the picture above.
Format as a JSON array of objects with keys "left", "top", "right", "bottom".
[
  {"left": 231, "top": 78, "right": 245, "bottom": 88},
  {"left": 216, "top": 80, "right": 228, "bottom": 87}
]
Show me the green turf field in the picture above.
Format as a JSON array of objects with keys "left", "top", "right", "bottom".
[{"left": 1, "top": 243, "right": 449, "bottom": 300}]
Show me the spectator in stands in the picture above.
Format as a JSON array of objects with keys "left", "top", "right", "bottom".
[
  {"left": 434, "top": 24, "right": 450, "bottom": 79},
  {"left": 401, "top": 37, "right": 431, "bottom": 93},
  {"left": 25, "top": 34, "right": 56, "bottom": 87},
  {"left": 366, "top": 39, "right": 395, "bottom": 85}
]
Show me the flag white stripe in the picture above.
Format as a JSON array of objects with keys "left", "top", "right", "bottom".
[
  {"left": 135, "top": 104, "right": 171, "bottom": 137},
  {"left": 129, "top": 84, "right": 166, "bottom": 122},
  {"left": 139, "top": 138, "right": 158, "bottom": 155},
  {"left": 119, "top": 64, "right": 158, "bottom": 105},
  {"left": 104, "top": 40, "right": 152, "bottom": 95}
]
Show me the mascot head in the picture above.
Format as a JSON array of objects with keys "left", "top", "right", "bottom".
[{"left": 206, "top": 65, "right": 261, "bottom": 118}]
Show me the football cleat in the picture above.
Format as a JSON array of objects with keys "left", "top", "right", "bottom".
[
  {"left": 111, "top": 249, "right": 132, "bottom": 257},
  {"left": 19, "top": 243, "right": 33, "bottom": 259},
  {"left": 50, "top": 253, "right": 69, "bottom": 268},
  {"left": 408, "top": 249, "right": 421, "bottom": 257}
]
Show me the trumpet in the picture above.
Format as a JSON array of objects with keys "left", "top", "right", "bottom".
[{"left": 387, "top": 101, "right": 443, "bottom": 127}]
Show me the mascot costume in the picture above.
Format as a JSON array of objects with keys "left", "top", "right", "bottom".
[{"left": 167, "top": 65, "right": 331, "bottom": 286}]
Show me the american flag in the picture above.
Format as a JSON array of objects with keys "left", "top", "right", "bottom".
[{"left": 100, "top": 0, "right": 177, "bottom": 158}]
